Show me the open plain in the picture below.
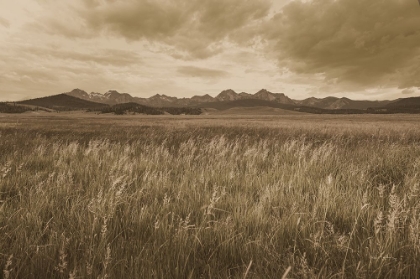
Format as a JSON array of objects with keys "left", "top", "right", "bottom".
[{"left": 1, "top": 113, "right": 420, "bottom": 278}]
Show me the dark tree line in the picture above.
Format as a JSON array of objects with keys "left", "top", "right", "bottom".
[
  {"left": 96, "top": 102, "right": 202, "bottom": 115},
  {"left": 0, "top": 103, "right": 34, "bottom": 113}
]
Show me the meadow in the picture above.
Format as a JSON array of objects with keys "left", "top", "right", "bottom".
[{"left": 1, "top": 113, "right": 420, "bottom": 278}]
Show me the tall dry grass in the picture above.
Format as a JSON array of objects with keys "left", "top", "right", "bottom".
[{"left": 0, "top": 115, "right": 420, "bottom": 278}]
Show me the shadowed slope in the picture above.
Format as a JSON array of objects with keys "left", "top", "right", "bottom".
[{"left": 19, "top": 94, "right": 108, "bottom": 111}]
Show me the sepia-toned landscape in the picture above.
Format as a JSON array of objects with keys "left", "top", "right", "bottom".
[
  {"left": 2, "top": 0, "right": 420, "bottom": 278},
  {"left": 1, "top": 113, "right": 420, "bottom": 278}
]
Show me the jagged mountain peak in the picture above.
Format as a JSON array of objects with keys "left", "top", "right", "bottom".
[
  {"left": 256, "top": 89, "right": 271, "bottom": 94},
  {"left": 218, "top": 89, "right": 238, "bottom": 96},
  {"left": 66, "top": 88, "right": 89, "bottom": 99},
  {"left": 221, "top": 89, "right": 236, "bottom": 93},
  {"left": 70, "top": 88, "right": 88, "bottom": 94},
  {"left": 150, "top": 94, "right": 175, "bottom": 99},
  {"left": 105, "top": 90, "right": 120, "bottom": 95},
  {"left": 191, "top": 94, "right": 215, "bottom": 101},
  {"left": 254, "top": 89, "right": 273, "bottom": 96},
  {"left": 254, "top": 89, "right": 293, "bottom": 104},
  {"left": 216, "top": 89, "right": 239, "bottom": 101}
]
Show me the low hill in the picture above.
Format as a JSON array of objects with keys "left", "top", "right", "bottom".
[
  {"left": 208, "top": 106, "right": 307, "bottom": 115},
  {"left": 97, "top": 102, "right": 202, "bottom": 115},
  {"left": 362, "top": 97, "right": 420, "bottom": 114},
  {"left": 297, "top": 97, "right": 390, "bottom": 110},
  {"left": 385, "top": 97, "right": 420, "bottom": 109},
  {"left": 196, "top": 99, "right": 369, "bottom": 114},
  {"left": 196, "top": 99, "right": 297, "bottom": 110},
  {"left": 19, "top": 94, "right": 108, "bottom": 111}
]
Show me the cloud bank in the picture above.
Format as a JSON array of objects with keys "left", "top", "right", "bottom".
[
  {"left": 263, "top": 0, "right": 420, "bottom": 90},
  {"left": 1, "top": 0, "right": 420, "bottom": 101},
  {"left": 37, "top": 0, "right": 271, "bottom": 59}
]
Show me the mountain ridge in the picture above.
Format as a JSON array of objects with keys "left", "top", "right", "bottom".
[
  {"left": 65, "top": 88, "right": 393, "bottom": 110},
  {"left": 7, "top": 88, "right": 419, "bottom": 115},
  {"left": 14, "top": 94, "right": 203, "bottom": 115}
]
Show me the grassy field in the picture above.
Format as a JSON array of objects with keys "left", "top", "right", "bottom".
[{"left": 1, "top": 113, "right": 420, "bottom": 278}]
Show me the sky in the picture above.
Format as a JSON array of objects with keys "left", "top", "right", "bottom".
[{"left": 0, "top": 0, "right": 420, "bottom": 101}]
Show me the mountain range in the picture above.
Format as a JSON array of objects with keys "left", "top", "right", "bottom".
[
  {"left": 1, "top": 88, "right": 419, "bottom": 115},
  {"left": 66, "top": 88, "right": 393, "bottom": 110}
]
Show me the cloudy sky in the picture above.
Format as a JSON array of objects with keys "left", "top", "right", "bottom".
[{"left": 1, "top": 0, "right": 419, "bottom": 101}]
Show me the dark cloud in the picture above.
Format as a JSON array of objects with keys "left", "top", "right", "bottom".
[
  {"left": 0, "top": 16, "right": 10, "bottom": 28},
  {"left": 81, "top": 1, "right": 187, "bottom": 40},
  {"left": 177, "top": 66, "right": 229, "bottom": 78},
  {"left": 263, "top": 0, "right": 420, "bottom": 89},
  {"left": 37, "top": 0, "right": 271, "bottom": 59},
  {"left": 401, "top": 88, "right": 416, "bottom": 95}
]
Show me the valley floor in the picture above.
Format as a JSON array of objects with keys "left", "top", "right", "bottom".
[{"left": 1, "top": 113, "right": 420, "bottom": 278}]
